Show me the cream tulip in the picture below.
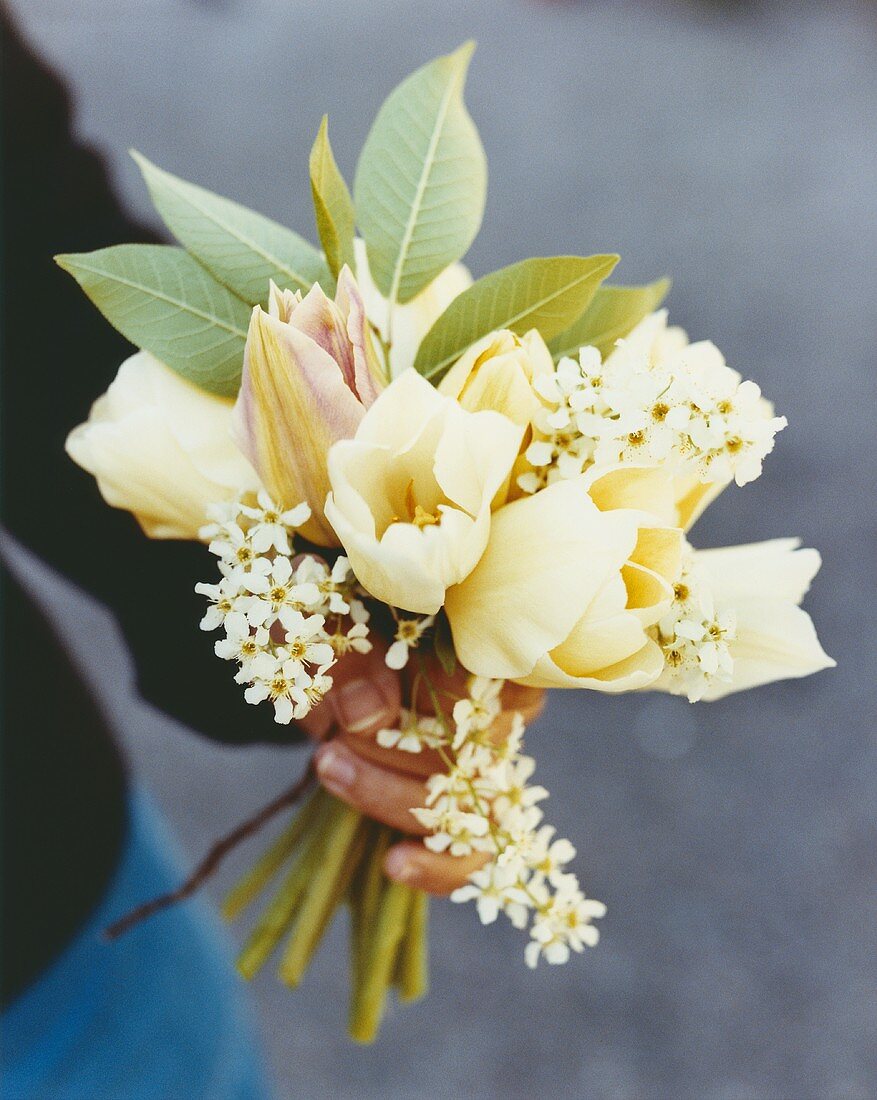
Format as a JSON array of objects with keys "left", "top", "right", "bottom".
[
  {"left": 438, "top": 328, "right": 554, "bottom": 427},
  {"left": 655, "top": 538, "right": 834, "bottom": 701},
  {"left": 445, "top": 478, "right": 678, "bottom": 691},
  {"left": 324, "top": 369, "right": 522, "bottom": 615},
  {"left": 353, "top": 238, "right": 472, "bottom": 378},
  {"left": 66, "top": 351, "right": 259, "bottom": 540}
]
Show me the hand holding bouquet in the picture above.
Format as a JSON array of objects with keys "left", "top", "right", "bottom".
[{"left": 61, "top": 43, "right": 833, "bottom": 1041}]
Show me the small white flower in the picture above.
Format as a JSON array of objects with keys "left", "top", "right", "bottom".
[
  {"left": 276, "top": 609, "right": 336, "bottom": 671},
  {"left": 330, "top": 620, "right": 372, "bottom": 656},
  {"left": 385, "top": 615, "right": 434, "bottom": 670},
  {"left": 240, "top": 491, "right": 311, "bottom": 554},
  {"left": 195, "top": 576, "right": 244, "bottom": 631},
  {"left": 377, "top": 709, "right": 446, "bottom": 753},
  {"left": 213, "top": 611, "right": 270, "bottom": 674},
  {"left": 244, "top": 652, "right": 312, "bottom": 725},
  {"left": 243, "top": 556, "right": 321, "bottom": 624},
  {"left": 452, "top": 677, "right": 503, "bottom": 748},
  {"left": 450, "top": 863, "right": 523, "bottom": 925}
]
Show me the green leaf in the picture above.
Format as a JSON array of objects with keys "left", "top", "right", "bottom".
[
  {"left": 354, "top": 41, "right": 487, "bottom": 306},
  {"left": 131, "top": 150, "right": 330, "bottom": 305},
  {"left": 55, "top": 244, "right": 251, "bottom": 396},
  {"left": 548, "top": 277, "right": 671, "bottom": 362},
  {"left": 414, "top": 254, "right": 619, "bottom": 381},
  {"left": 432, "top": 613, "right": 457, "bottom": 677},
  {"left": 309, "top": 116, "right": 356, "bottom": 278}
]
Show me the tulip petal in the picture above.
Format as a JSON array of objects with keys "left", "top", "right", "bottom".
[
  {"left": 434, "top": 404, "right": 522, "bottom": 516},
  {"left": 584, "top": 464, "right": 679, "bottom": 526},
  {"left": 286, "top": 281, "right": 359, "bottom": 393},
  {"left": 517, "top": 639, "right": 664, "bottom": 691},
  {"left": 336, "top": 265, "right": 385, "bottom": 407},
  {"left": 696, "top": 538, "right": 821, "bottom": 605},
  {"left": 700, "top": 600, "right": 835, "bottom": 700},
  {"left": 445, "top": 479, "right": 638, "bottom": 679},
  {"left": 549, "top": 572, "right": 652, "bottom": 675}
]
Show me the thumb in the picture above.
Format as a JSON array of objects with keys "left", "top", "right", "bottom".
[{"left": 296, "top": 637, "right": 401, "bottom": 742}]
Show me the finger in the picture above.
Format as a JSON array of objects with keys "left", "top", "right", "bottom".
[
  {"left": 296, "top": 639, "right": 401, "bottom": 742},
  {"left": 339, "top": 732, "right": 445, "bottom": 779},
  {"left": 384, "top": 840, "right": 489, "bottom": 896},
  {"left": 314, "top": 741, "right": 430, "bottom": 835}
]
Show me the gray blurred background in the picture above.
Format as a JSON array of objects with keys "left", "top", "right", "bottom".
[{"left": 7, "top": 0, "right": 877, "bottom": 1096}]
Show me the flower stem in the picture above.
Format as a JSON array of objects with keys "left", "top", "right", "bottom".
[
  {"left": 349, "top": 872, "right": 413, "bottom": 1044},
  {"left": 222, "top": 787, "right": 324, "bottom": 921},
  {"left": 278, "top": 798, "right": 361, "bottom": 987},
  {"left": 393, "top": 888, "right": 429, "bottom": 1003},
  {"left": 235, "top": 788, "right": 334, "bottom": 979},
  {"left": 349, "top": 825, "right": 391, "bottom": 993}
]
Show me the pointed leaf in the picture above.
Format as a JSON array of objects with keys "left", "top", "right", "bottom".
[
  {"left": 549, "top": 278, "right": 671, "bottom": 362},
  {"left": 414, "top": 254, "right": 619, "bottom": 381},
  {"left": 131, "top": 150, "right": 331, "bottom": 305},
  {"left": 310, "top": 116, "right": 356, "bottom": 278},
  {"left": 55, "top": 244, "right": 250, "bottom": 396},
  {"left": 354, "top": 42, "right": 487, "bottom": 305}
]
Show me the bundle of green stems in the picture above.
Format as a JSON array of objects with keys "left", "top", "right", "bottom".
[{"left": 222, "top": 785, "right": 428, "bottom": 1043}]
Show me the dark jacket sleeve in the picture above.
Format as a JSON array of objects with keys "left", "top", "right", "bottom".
[{"left": 1, "top": 14, "right": 300, "bottom": 745}]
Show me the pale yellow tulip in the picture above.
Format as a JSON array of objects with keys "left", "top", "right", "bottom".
[
  {"left": 445, "top": 477, "right": 678, "bottom": 691},
  {"left": 66, "top": 351, "right": 259, "bottom": 540},
  {"left": 325, "top": 370, "right": 522, "bottom": 614},
  {"left": 438, "top": 328, "right": 553, "bottom": 426}
]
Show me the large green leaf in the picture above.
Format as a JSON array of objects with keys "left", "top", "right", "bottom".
[
  {"left": 309, "top": 116, "right": 356, "bottom": 278},
  {"left": 131, "top": 150, "right": 330, "bottom": 305},
  {"left": 55, "top": 244, "right": 251, "bottom": 396},
  {"left": 414, "top": 254, "right": 619, "bottom": 381},
  {"left": 354, "top": 42, "right": 487, "bottom": 306},
  {"left": 549, "top": 278, "right": 671, "bottom": 361}
]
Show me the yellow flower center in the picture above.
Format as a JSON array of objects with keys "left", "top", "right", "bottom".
[
  {"left": 269, "top": 676, "right": 290, "bottom": 698},
  {"left": 651, "top": 402, "right": 670, "bottom": 422},
  {"left": 398, "top": 620, "right": 422, "bottom": 643},
  {"left": 404, "top": 479, "right": 440, "bottom": 528}
]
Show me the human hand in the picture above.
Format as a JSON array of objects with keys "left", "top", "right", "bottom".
[{"left": 297, "top": 641, "right": 544, "bottom": 895}]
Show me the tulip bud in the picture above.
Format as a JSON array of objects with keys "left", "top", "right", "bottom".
[{"left": 234, "top": 269, "right": 384, "bottom": 546}]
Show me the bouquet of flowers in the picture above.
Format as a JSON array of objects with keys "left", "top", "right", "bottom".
[{"left": 61, "top": 43, "right": 833, "bottom": 1041}]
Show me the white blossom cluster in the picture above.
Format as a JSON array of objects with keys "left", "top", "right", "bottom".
[
  {"left": 654, "top": 552, "right": 736, "bottom": 702},
  {"left": 197, "top": 491, "right": 371, "bottom": 723},
  {"left": 382, "top": 677, "right": 605, "bottom": 968},
  {"left": 517, "top": 312, "right": 787, "bottom": 495}
]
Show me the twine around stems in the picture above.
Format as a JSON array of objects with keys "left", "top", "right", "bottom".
[{"left": 103, "top": 756, "right": 317, "bottom": 941}]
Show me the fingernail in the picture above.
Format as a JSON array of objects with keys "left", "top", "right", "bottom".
[
  {"left": 316, "top": 745, "right": 356, "bottom": 792},
  {"left": 384, "top": 848, "right": 415, "bottom": 883},
  {"left": 331, "top": 679, "right": 392, "bottom": 734}
]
